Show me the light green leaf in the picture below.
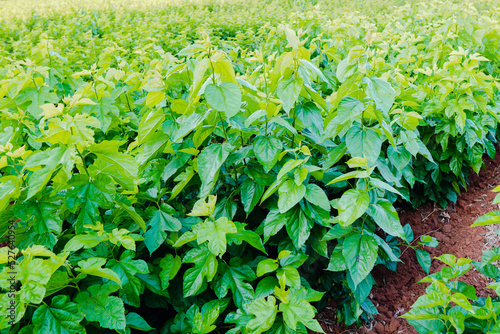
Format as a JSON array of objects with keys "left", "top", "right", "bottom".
[
  {"left": 205, "top": 82, "right": 242, "bottom": 118},
  {"left": 278, "top": 179, "right": 306, "bottom": 213}
]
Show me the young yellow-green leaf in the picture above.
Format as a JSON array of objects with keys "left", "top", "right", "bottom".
[
  {"left": 187, "top": 195, "right": 218, "bottom": 217},
  {"left": 472, "top": 211, "right": 500, "bottom": 227},
  {"left": 205, "top": 82, "right": 241, "bottom": 118},
  {"left": 194, "top": 217, "right": 237, "bottom": 256},
  {"left": 257, "top": 259, "right": 279, "bottom": 277},
  {"left": 246, "top": 296, "right": 278, "bottom": 334}
]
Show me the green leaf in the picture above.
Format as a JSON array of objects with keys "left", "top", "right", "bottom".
[
  {"left": 77, "top": 257, "right": 122, "bottom": 286},
  {"left": 279, "top": 295, "right": 324, "bottom": 332},
  {"left": 257, "top": 259, "right": 279, "bottom": 277},
  {"left": 126, "top": 312, "right": 154, "bottom": 331},
  {"left": 472, "top": 211, "right": 500, "bottom": 226},
  {"left": 276, "top": 76, "right": 303, "bottom": 114},
  {"left": 214, "top": 262, "right": 255, "bottom": 308},
  {"left": 416, "top": 249, "right": 431, "bottom": 275},
  {"left": 159, "top": 254, "right": 182, "bottom": 290},
  {"left": 144, "top": 209, "right": 182, "bottom": 254},
  {"left": 278, "top": 179, "right": 306, "bottom": 213},
  {"left": 252, "top": 135, "right": 282, "bottom": 173},
  {"left": 25, "top": 147, "right": 71, "bottom": 200},
  {"left": 305, "top": 183, "right": 330, "bottom": 211},
  {"left": 198, "top": 143, "right": 232, "bottom": 197},
  {"left": 367, "top": 199, "right": 405, "bottom": 239},
  {"left": 262, "top": 209, "right": 287, "bottom": 242},
  {"left": 75, "top": 283, "right": 126, "bottom": 330},
  {"left": 343, "top": 233, "right": 378, "bottom": 287},
  {"left": 183, "top": 244, "right": 218, "bottom": 297},
  {"left": 363, "top": 77, "right": 395, "bottom": 114},
  {"left": 246, "top": 296, "right": 278, "bottom": 334},
  {"left": 286, "top": 207, "right": 314, "bottom": 249},
  {"left": 33, "top": 295, "right": 85, "bottom": 334},
  {"left": 337, "top": 189, "right": 370, "bottom": 227},
  {"left": 107, "top": 251, "right": 149, "bottom": 307},
  {"left": 387, "top": 145, "right": 411, "bottom": 171},
  {"left": 194, "top": 217, "right": 237, "bottom": 256},
  {"left": 345, "top": 126, "right": 382, "bottom": 165},
  {"left": 241, "top": 178, "right": 265, "bottom": 214},
  {"left": 66, "top": 182, "right": 113, "bottom": 233},
  {"left": 205, "top": 82, "right": 242, "bottom": 118},
  {"left": 63, "top": 232, "right": 107, "bottom": 252},
  {"left": 138, "top": 107, "right": 165, "bottom": 145}
]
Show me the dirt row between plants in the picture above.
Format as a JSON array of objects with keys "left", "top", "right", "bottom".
[{"left": 316, "top": 151, "right": 500, "bottom": 334}]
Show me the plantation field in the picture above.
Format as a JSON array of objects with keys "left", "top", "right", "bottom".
[{"left": 2, "top": 0, "right": 500, "bottom": 333}]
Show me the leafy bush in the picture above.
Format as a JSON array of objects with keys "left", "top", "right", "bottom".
[
  {"left": 402, "top": 254, "right": 500, "bottom": 334},
  {"left": 1, "top": 1, "right": 500, "bottom": 333}
]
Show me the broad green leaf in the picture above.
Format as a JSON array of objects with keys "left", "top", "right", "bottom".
[
  {"left": 279, "top": 296, "right": 324, "bottom": 332},
  {"left": 214, "top": 262, "right": 255, "bottom": 308},
  {"left": 363, "top": 77, "right": 395, "bottom": 114},
  {"left": 257, "top": 259, "right": 279, "bottom": 277},
  {"left": 107, "top": 251, "right": 149, "bottom": 307},
  {"left": 305, "top": 183, "right": 330, "bottom": 211},
  {"left": 278, "top": 179, "right": 306, "bottom": 213},
  {"left": 159, "top": 254, "right": 182, "bottom": 290},
  {"left": 183, "top": 245, "right": 218, "bottom": 297},
  {"left": 285, "top": 207, "right": 313, "bottom": 249},
  {"left": 345, "top": 126, "right": 382, "bottom": 165},
  {"left": 77, "top": 257, "right": 121, "bottom": 286},
  {"left": 138, "top": 107, "right": 165, "bottom": 145},
  {"left": 246, "top": 296, "right": 278, "bottom": 334},
  {"left": 276, "top": 76, "right": 303, "bottom": 114},
  {"left": 126, "top": 312, "right": 154, "bottom": 331},
  {"left": 194, "top": 217, "right": 237, "bottom": 256},
  {"left": 367, "top": 199, "right": 405, "bottom": 239},
  {"left": 253, "top": 135, "right": 282, "bottom": 173},
  {"left": 198, "top": 143, "right": 232, "bottom": 197},
  {"left": 75, "top": 283, "right": 126, "bottom": 330},
  {"left": 241, "top": 178, "right": 265, "bottom": 214},
  {"left": 33, "top": 295, "right": 85, "bottom": 334},
  {"left": 343, "top": 233, "right": 378, "bottom": 287},
  {"left": 205, "top": 82, "right": 242, "bottom": 118},
  {"left": 337, "top": 189, "right": 370, "bottom": 227},
  {"left": 144, "top": 209, "right": 182, "bottom": 254},
  {"left": 416, "top": 249, "right": 431, "bottom": 275}
]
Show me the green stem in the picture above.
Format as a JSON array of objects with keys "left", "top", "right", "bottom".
[{"left": 218, "top": 111, "right": 229, "bottom": 142}]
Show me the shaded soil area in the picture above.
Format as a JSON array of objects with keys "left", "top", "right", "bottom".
[{"left": 316, "top": 152, "right": 500, "bottom": 334}]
